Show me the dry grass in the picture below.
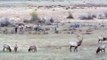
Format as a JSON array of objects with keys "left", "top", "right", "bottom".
[{"left": 0, "top": 29, "right": 106, "bottom": 60}]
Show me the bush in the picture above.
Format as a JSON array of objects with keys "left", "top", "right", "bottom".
[
  {"left": 0, "top": 17, "right": 11, "bottom": 27},
  {"left": 67, "top": 12, "right": 74, "bottom": 19},
  {"left": 30, "top": 10, "right": 41, "bottom": 24},
  {"left": 104, "top": 12, "right": 107, "bottom": 18},
  {"left": 67, "top": 14, "right": 74, "bottom": 19},
  {"left": 79, "top": 13, "right": 93, "bottom": 20},
  {"left": 44, "top": 18, "right": 54, "bottom": 25},
  {"left": 97, "top": 13, "right": 106, "bottom": 19},
  {"left": 92, "top": 14, "right": 96, "bottom": 18},
  {"left": 50, "top": 18, "right": 54, "bottom": 23}
]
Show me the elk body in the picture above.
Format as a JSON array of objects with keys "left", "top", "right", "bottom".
[
  {"left": 98, "top": 36, "right": 107, "bottom": 43},
  {"left": 69, "top": 37, "right": 83, "bottom": 52},
  {"left": 96, "top": 45, "right": 106, "bottom": 54},
  {"left": 3, "top": 44, "right": 12, "bottom": 52},
  {"left": 28, "top": 45, "right": 37, "bottom": 52}
]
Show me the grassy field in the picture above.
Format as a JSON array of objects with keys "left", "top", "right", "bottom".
[{"left": 0, "top": 30, "right": 107, "bottom": 60}]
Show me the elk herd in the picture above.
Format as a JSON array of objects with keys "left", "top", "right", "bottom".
[
  {"left": 3, "top": 44, "right": 37, "bottom": 53},
  {"left": 1, "top": 34, "right": 107, "bottom": 55},
  {"left": 69, "top": 35, "right": 107, "bottom": 54}
]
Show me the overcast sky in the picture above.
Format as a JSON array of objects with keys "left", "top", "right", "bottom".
[{"left": 0, "top": 0, "right": 106, "bottom": 4}]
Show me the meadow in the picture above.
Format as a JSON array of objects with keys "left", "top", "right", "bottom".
[{"left": 0, "top": 29, "right": 107, "bottom": 60}]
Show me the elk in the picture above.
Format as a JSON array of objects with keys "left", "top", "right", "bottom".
[
  {"left": 98, "top": 36, "right": 107, "bottom": 43},
  {"left": 69, "top": 36, "right": 83, "bottom": 52},
  {"left": 28, "top": 45, "right": 37, "bottom": 52},
  {"left": 96, "top": 45, "right": 106, "bottom": 54},
  {"left": 3, "top": 44, "right": 12, "bottom": 52},
  {"left": 14, "top": 44, "right": 18, "bottom": 52}
]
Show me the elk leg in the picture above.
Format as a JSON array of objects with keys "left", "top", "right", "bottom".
[
  {"left": 3, "top": 47, "right": 5, "bottom": 52},
  {"left": 14, "top": 47, "right": 17, "bottom": 52},
  {"left": 98, "top": 39, "right": 101, "bottom": 43},
  {"left": 74, "top": 47, "right": 78, "bottom": 52},
  {"left": 101, "top": 49, "right": 103, "bottom": 53},
  {"left": 28, "top": 48, "right": 31, "bottom": 52},
  {"left": 96, "top": 47, "right": 101, "bottom": 54},
  {"left": 34, "top": 48, "right": 37, "bottom": 52},
  {"left": 70, "top": 46, "right": 72, "bottom": 52},
  {"left": 103, "top": 49, "right": 105, "bottom": 53},
  {"left": 8, "top": 47, "right": 12, "bottom": 52}
]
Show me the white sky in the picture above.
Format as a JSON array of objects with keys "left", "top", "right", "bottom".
[{"left": 0, "top": 0, "right": 107, "bottom": 4}]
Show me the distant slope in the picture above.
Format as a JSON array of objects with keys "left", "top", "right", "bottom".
[
  {"left": 0, "top": 0, "right": 106, "bottom": 4},
  {"left": 0, "top": 0, "right": 107, "bottom": 7}
]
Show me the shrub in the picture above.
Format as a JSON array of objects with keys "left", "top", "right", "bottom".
[
  {"left": 67, "top": 12, "right": 74, "bottom": 19},
  {"left": 67, "top": 14, "right": 74, "bottom": 19},
  {"left": 30, "top": 10, "right": 41, "bottom": 24},
  {"left": 97, "top": 13, "right": 106, "bottom": 19},
  {"left": 104, "top": 12, "right": 107, "bottom": 18},
  {"left": 50, "top": 18, "right": 54, "bottom": 23},
  {"left": 0, "top": 17, "right": 11, "bottom": 27},
  {"left": 79, "top": 13, "right": 93, "bottom": 20}
]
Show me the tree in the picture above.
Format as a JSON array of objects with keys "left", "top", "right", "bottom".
[
  {"left": 67, "top": 12, "right": 74, "bottom": 19},
  {"left": 67, "top": 14, "right": 74, "bottom": 19},
  {"left": 30, "top": 10, "right": 41, "bottom": 24}
]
